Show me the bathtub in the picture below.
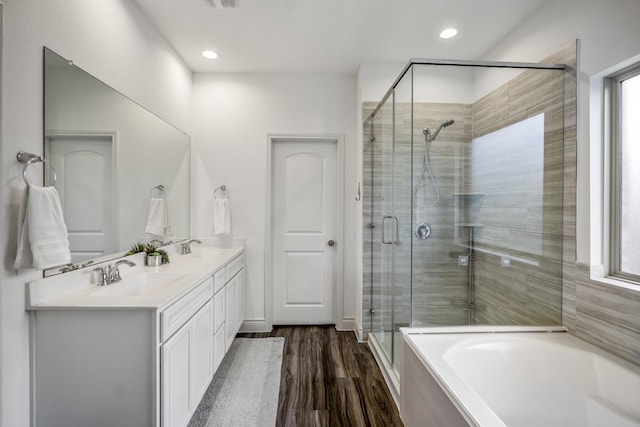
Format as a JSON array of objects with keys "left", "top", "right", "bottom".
[{"left": 401, "top": 326, "right": 640, "bottom": 427}]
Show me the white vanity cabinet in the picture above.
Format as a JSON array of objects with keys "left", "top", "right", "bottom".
[{"left": 27, "top": 246, "right": 245, "bottom": 427}]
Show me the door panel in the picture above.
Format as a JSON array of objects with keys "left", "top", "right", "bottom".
[
  {"left": 47, "top": 135, "right": 115, "bottom": 262},
  {"left": 284, "top": 252, "right": 324, "bottom": 304},
  {"left": 272, "top": 139, "right": 337, "bottom": 325}
]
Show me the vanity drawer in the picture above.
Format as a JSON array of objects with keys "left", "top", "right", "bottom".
[
  {"left": 161, "top": 277, "right": 213, "bottom": 342},
  {"left": 213, "top": 268, "right": 225, "bottom": 293},
  {"left": 225, "top": 254, "right": 245, "bottom": 281}
]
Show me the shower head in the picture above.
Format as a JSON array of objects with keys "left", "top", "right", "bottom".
[{"left": 423, "top": 119, "right": 455, "bottom": 143}]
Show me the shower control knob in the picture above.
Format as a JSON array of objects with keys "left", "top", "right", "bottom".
[
  {"left": 415, "top": 223, "right": 432, "bottom": 239},
  {"left": 328, "top": 240, "right": 335, "bottom": 247}
]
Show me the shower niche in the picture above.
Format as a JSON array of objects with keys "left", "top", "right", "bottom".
[
  {"left": 363, "top": 57, "right": 569, "bottom": 396},
  {"left": 452, "top": 192, "right": 484, "bottom": 246}
]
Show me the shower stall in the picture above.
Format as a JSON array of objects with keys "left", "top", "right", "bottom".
[{"left": 362, "top": 58, "right": 569, "bottom": 396}]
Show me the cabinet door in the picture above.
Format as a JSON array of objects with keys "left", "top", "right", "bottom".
[
  {"left": 162, "top": 327, "right": 190, "bottom": 427},
  {"left": 234, "top": 269, "right": 245, "bottom": 335},
  {"left": 213, "top": 287, "right": 225, "bottom": 333},
  {"left": 190, "top": 300, "right": 214, "bottom": 409},
  {"left": 213, "top": 326, "right": 225, "bottom": 372},
  {"left": 225, "top": 277, "right": 235, "bottom": 352}
]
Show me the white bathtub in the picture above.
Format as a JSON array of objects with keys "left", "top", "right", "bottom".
[{"left": 401, "top": 326, "right": 640, "bottom": 427}]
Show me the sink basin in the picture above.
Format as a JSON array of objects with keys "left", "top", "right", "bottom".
[{"left": 91, "top": 272, "right": 188, "bottom": 297}]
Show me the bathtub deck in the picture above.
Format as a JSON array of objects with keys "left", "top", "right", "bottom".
[{"left": 402, "top": 326, "right": 640, "bottom": 427}]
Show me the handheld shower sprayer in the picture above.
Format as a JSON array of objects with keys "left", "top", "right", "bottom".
[
  {"left": 415, "top": 119, "right": 455, "bottom": 210},
  {"left": 423, "top": 119, "right": 455, "bottom": 144}
]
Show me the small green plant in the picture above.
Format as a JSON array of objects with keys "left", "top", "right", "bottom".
[
  {"left": 125, "top": 242, "right": 170, "bottom": 264},
  {"left": 125, "top": 242, "right": 146, "bottom": 256},
  {"left": 144, "top": 243, "right": 170, "bottom": 264}
]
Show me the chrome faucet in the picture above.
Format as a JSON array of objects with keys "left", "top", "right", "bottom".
[
  {"left": 108, "top": 260, "right": 136, "bottom": 283},
  {"left": 180, "top": 239, "right": 202, "bottom": 255},
  {"left": 93, "top": 260, "right": 137, "bottom": 286},
  {"left": 93, "top": 266, "right": 109, "bottom": 286}
]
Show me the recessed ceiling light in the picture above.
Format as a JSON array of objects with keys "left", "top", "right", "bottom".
[
  {"left": 439, "top": 28, "right": 458, "bottom": 39},
  {"left": 202, "top": 50, "right": 219, "bottom": 59}
]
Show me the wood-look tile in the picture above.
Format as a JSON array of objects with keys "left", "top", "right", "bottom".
[{"left": 238, "top": 326, "right": 404, "bottom": 427}]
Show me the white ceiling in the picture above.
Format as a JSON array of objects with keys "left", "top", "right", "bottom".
[{"left": 132, "top": 0, "right": 549, "bottom": 74}]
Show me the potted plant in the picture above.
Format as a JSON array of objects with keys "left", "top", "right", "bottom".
[
  {"left": 144, "top": 243, "right": 170, "bottom": 266},
  {"left": 125, "top": 242, "right": 170, "bottom": 266}
]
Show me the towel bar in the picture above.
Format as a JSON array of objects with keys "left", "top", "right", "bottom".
[
  {"left": 214, "top": 185, "right": 230, "bottom": 199},
  {"left": 17, "top": 151, "right": 57, "bottom": 187},
  {"left": 150, "top": 184, "right": 166, "bottom": 199}
]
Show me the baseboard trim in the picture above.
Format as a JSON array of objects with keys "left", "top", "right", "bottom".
[
  {"left": 336, "top": 316, "right": 357, "bottom": 332},
  {"left": 238, "top": 319, "right": 271, "bottom": 333}
]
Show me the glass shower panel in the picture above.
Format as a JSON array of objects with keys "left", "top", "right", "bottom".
[
  {"left": 372, "top": 94, "right": 394, "bottom": 364},
  {"left": 410, "top": 64, "right": 474, "bottom": 326},
  {"left": 409, "top": 64, "right": 565, "bottom": 327},
  {"left": 389, "top": 71, "right": 414, "bottom": 375}
]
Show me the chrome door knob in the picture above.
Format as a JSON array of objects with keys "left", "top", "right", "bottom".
[{"left": 328, "top": 240, "right": 335, "bottom": 247}]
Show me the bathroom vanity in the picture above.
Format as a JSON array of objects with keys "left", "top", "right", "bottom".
[{"left": 26, "top": 245, "right": 245, "bottom": 427}]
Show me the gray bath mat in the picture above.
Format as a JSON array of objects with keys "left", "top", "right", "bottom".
[{"left": 188, "top": 337, "right": 284, "bottom": 427}]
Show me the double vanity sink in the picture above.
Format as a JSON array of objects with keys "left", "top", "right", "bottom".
[{"left": 27, "top": 244, "right": 245, "bottom": 427}]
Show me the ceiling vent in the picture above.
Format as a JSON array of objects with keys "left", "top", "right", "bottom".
[{"left": 202, "top": 0, "right": 238, "bottom": 8}]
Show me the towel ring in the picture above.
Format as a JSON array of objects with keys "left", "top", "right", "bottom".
[
  {"left": 214, "top": 185, "right": 229, "bottom": 200},
  {"left": 17, "top": 151, "right": 57, "bottom": 187},
  {"left": 150, "top": 185, "right": 165, "bottom": 199}
]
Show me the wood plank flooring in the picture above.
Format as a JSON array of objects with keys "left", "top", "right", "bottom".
[{"left": 238, "top": 325, "right": 404, "bottom": 427}]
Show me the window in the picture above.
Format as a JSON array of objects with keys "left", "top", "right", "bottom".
[{"left": 609, "top": 63, "right": 640, "bottom": 282}]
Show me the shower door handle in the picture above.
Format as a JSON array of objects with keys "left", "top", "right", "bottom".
[{"left": 382, "top": 215, "right": 400, "bottom": 245}]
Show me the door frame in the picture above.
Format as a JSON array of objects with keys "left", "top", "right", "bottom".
[{"left": 265, "top": 134, "right": 345, "bottom": 331}]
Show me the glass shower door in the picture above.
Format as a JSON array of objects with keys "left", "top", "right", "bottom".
[
  {"left": 378, "top": 80, "right": 414, "bottom": 377},
  {"left": 375, "top": 94, "right": 395, "bottom": 366}
]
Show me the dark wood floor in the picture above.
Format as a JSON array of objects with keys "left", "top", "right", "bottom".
[{"left": 238, "top": 325, "right": 404, "bottom": 427}]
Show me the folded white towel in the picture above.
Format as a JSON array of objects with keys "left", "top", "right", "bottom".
[
  {"left": 145, "top": 197, "right": 167, "bottom": 236},
  {"left": 15, "top": 186, "right": 71, "bottom": 270},
  {"left": 213, "top": 198, "right": 231, "bottom": 235},
  {"left": 14, "top": 189, "right": 33, "bottom": 269}
]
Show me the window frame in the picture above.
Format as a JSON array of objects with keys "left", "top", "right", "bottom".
[{"left": 608, "top": 62, "right": 640, "bottom": 284}]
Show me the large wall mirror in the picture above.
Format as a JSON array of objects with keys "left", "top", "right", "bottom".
[{"left": 43, "top": 47, "right": 190, "bottom": 276}]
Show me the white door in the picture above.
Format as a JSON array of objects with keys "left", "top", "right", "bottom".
[
  {"left": 46, "top": 135, "right": 115, "bottom": 263},
  {"left": 272, "top": 139, "right": 337, "bottom": 324}
]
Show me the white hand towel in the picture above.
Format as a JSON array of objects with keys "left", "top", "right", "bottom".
[
  {"left": 14, "top": 188, "right": 33, "bottom": 269},
  {"left": 17, "top": 186, "right": 72, "bottom": 270},
  {"left": 213, "top": 198, "right": 231, "bottom": 235},
  {"left": 145, "top": 197, "right": 167, "bottom": 236}
]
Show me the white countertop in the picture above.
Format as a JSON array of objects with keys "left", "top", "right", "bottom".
[{"left": 26, "top": 246, "right": 244, "bottom": 311}]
